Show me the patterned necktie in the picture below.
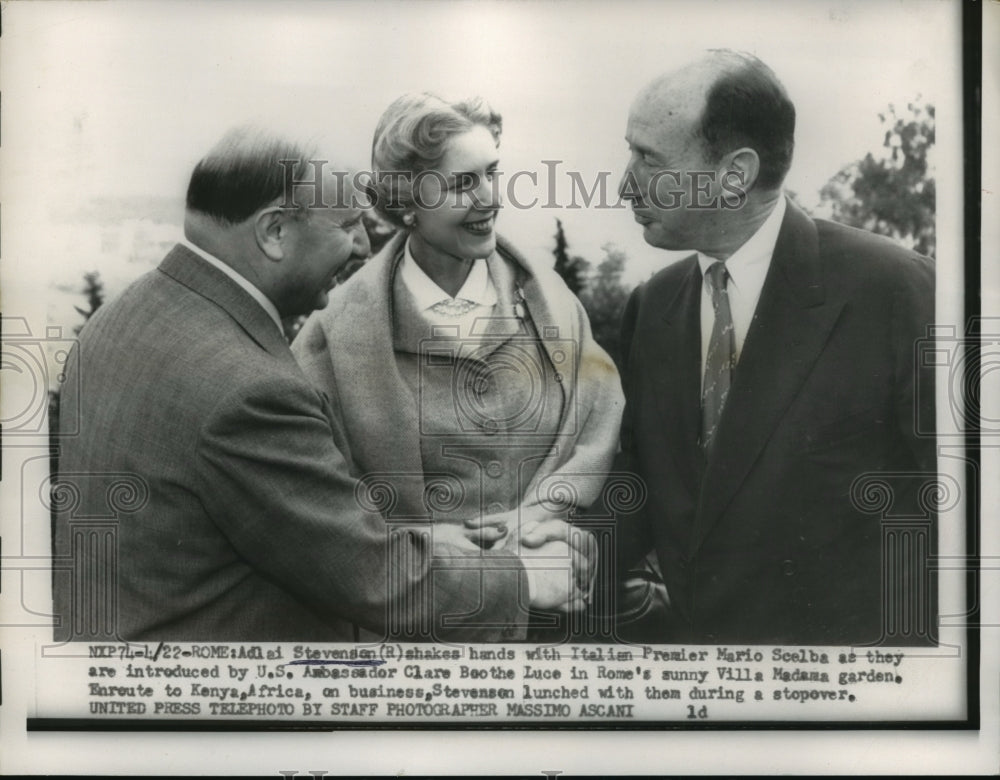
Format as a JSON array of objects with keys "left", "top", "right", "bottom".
[
  {"left": 430, "top": 298, "right": 478, "bottom": 317},
  {"left": 701, "top": 261, "right": 735, "bottom": 453}
]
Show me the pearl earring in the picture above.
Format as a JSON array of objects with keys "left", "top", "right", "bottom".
[{"left": 402, "top": 213, "right": 415, "bottom": 227}]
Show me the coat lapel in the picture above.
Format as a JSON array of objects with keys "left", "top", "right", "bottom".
[
  {"left": 320, "top": 232, "right": 429, "bottom": 517},
  {"left": 158, "top": 244, "right": 294, "bottom": 364},
  {"left": 647, "top": 257, "right": 704, "bottom": 499},
  {"left": 689, "top": 201, "right": 844, "bottom": 555},
  {"left": 494, "top": 236, "right": 572, "bottom": 417}
]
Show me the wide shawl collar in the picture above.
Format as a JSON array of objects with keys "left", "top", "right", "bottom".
[{"left": 292, "top": 231, "right": 624, "bottom": 523}]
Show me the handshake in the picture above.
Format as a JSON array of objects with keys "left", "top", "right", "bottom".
[{"left": 437, "top": 505, "right": 598, "bottom": 613}]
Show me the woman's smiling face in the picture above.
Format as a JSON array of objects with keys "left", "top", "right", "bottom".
[{"left": 410, "top": 124, "right": 502, "bottom": 263}]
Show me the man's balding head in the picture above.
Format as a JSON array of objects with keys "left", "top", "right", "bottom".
[
  {"left": 621, "top": 50, "right": 794, "bottom": 257},
  {"left": 183, "top": 125, "right": 370, "bottom": 317}
]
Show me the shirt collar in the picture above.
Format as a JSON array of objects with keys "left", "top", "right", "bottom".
[
  {"left": 697, "top": 195, "right": 786, "bottom": 291},
  {"left": 180, "top": 238, "right": 284, "bottom": 335},
  {"left": 399, "top": 238, "right": 498, "bottom": 312}
]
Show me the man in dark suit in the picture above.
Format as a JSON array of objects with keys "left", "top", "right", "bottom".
[
  {"left": 615, "top": 51, "right": 936, "bottom": 645},
  {"left": 53, "top": 126, "right": 589, "bottom": 642}
]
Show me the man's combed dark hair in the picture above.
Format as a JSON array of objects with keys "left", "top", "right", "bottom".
[
  {"left": 698, "top": 50, "right": 795, "bottom": 190},
  {"left": 186, "top": 126, "right": 317, "bottom": 224}
]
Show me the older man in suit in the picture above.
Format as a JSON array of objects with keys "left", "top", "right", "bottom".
[
  {"left": 616, "top": 51, "right": 936, "bottom": 645},
  {"left": 53, "top": 126, "right": 589, "bottom": 642}
]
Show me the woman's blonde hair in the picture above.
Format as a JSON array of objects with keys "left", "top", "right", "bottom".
[{"left": 370, "top": 92, "right": 501, "bottom": 227}]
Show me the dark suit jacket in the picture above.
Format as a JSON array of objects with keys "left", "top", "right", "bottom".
[
  {"left": 53, "top": 245, "right": 529, "bottom": 642},
  {"left": 618, "top": 201, "right": 936, "bottom": 645}
]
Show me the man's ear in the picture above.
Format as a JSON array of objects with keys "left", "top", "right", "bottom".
[
  {"left": 724, "top": 147, "right": 761, "bottom": 193},
  {"left": 253, "top": 206, "right": 291, "bottom": 261}
]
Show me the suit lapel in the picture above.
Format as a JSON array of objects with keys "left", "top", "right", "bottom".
[
  {"left": 647, "top": 257, "right": 704, "bottom": 499},
  {"left": 158, "top": 244, "right": 293, "bottom": 364},
  {"left": 689, "top": 202, "right": 844, "bottom": 555}
]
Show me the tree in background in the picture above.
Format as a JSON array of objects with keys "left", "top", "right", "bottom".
[
  {"left": 552, "top": 218, "right": 591, "bottom": 295},
  {"left": 819, "top": 101, "right": 935, "bottom": 258},
  {"left": 579, "top": 244, "right": 631, "bottom": 367},
  {"left": 73, "top": 271, "right": 106, "bottom": 335},
  {"left": 52, "top": 270, "right": 108, "bottom": 472},
  {"left": 550, "top": 220, "right": 631, "bottom": 367}
]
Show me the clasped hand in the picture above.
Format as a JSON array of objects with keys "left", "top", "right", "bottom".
[{"left": 460, "top": 505, "right": 597, "bottom": 612}]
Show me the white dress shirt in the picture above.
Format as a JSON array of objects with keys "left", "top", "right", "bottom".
[
  {"left": 698, "top": 196, "right": 786, "bottom": 384},
  {"left": 398, "top": 239, "right": 498, "bottom": 339},
  {"left": 180, "top": 238, "right": 285, "bottom": 336}
]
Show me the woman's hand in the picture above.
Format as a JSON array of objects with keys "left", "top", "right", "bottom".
[
  {"left": 460, "top": 504, "right": 578, "bottom": 548},
  {"left": 460, "top": 504, "right": 546, "bottom": 548},
  {"left": 460, "top": 511, "right": 511, "bottom": 548}
]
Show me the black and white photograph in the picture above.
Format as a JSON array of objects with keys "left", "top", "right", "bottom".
[{"left": 0, "top": 0, "right": 995, "bottom": 775}]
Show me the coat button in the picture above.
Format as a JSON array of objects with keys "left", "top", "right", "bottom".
[
  {"left": 486, "top": 461, "right": 504, "bottom": 479},
  {"left": 781, "top": 559, "right": 796, "bottom": 576}
]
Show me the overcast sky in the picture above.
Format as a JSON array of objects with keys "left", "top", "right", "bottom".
[{"left": 1, "top": 0, "right": 962, "bottom": 329}]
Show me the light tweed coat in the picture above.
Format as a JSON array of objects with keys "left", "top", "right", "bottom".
[{"left": 293, "top": 232, "right": 625, "bottom": 532}]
